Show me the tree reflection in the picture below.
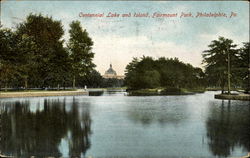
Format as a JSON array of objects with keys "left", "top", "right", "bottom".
[
  {"left": 0, "top": 97, "right": 92, "bottom": 157},
  {"left": 127, "top": 102, "right": 188, "bottom": 125},
  {"left": 206, "top": 100, "right": 250, "bottom": 157}
]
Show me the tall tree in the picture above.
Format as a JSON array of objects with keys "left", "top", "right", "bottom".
[
  {"left": 68, "top": 21, "right": 95, "bottom": 89},
  {"left": 202, "top": 37, "right": 238, "bottom": 94},
  {"left": 16, "top": 14, "right": 66, "bottom": 88}
]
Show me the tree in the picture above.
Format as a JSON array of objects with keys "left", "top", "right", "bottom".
[
  {"left": 0, "top": 28, "right": 19, "bottom": 91},
  {"left": 15, "top": 33, "right": 37, "bottom": 89},
  {"left": 47, "top": 44, "right": 72, "bottom": 90},
  {"left": 125, "top": 56, "right": 158, "bottom": 89},
  {"left": 202, "top": 37, "right": 238, "bottom": 94},
  {"left": 80, "top": 70, "right": 103, "bottom": 88},
  {"left": 68, "top": 21, "right": 95, "bottom": 89},
  {"left": 238, "top": 42, "right": 250, "bottom": 93},
  {"left": 124, "top": 57, "right": 140, "bottom": 89},
  {"left": 16, "top": 13, "right": 66, "bottom": 88},
  {"left": 157, "top": 58, "right": 185, "bottom": 88},
  {"left": 1, "top": 14, "right": 97, "bottom": 90},
  {"left": 141, "top": 70, "right": 160, "bottom": 88},
  {"left": 125, "top": 56, "right": 204, "bottom": 90}
]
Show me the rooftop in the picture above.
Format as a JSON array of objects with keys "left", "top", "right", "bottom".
[{"left": 105, "top": 64, "right": 117, "bottom": 75}]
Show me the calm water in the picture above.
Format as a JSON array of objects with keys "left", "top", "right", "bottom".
[{"left": 0, "top": 91, "right": 249, "bottom": 158}]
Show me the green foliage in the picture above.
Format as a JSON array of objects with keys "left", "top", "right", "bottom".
[
  {"left": 79, "top": 70, "right": 103, "bottom": 88},
  {"left": 102, "top": 78, "right": 124, "bottom": 88},
  {"left": 0, "top": 28, "right": 19, "bottom": 90},
  {"left": 140, "top": 70, "right": 160, "bottom": 88},
  {"left": 0, "top": 14, "right": 97, "bottom": 90},
  {"left": 125, "top": 56, "right": 205, "bottom": 90},
  {"left": 124, "top": 57, "right": 140, "bottom": 89},
  {"left": 17, "top": 14, "right": 64, "bottom": 45},
  {"left": 237, "top": 42, "right": 250, "bottom": 92},
  {"left": 15, "top": 13, "right": 69, "bottom": 88},
  {"left": 202, "top": 37, "right": 248, "bottom": 93},
  {"left": 68, "top": 20, "right": 95, "bottom": 88}
]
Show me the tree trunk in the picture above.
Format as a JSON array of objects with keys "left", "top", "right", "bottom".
[
  {"left": 73, "top": 75, "right": 76, "bottom": 89},
  {"left": 221, "top": 82, "right": 225, "bottom": 94},
  {"left": 57, "top": 84, "right": 60, "bottom": 91},
  {"left": 63, "top": 81, "right": 66, "bottom": 90},
  {"left": 221, "top": 78, "right": 225, "bottom": 94},
  {"left": 227, "top": 49, "right": 231, "bottom": 94},
  {"left": 221, "top": 86, "right": 224, "bottom": 94},
  {"left": 24, "top": 77, "right": 28, "bottom": 90},
  {"left": 5, "top": 83, "right": 7, "bottom": 92}
]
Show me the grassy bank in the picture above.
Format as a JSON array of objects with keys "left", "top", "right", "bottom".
[
  {"left": 0, "top": 89, "right": 88, "bottom": 98},
  {"left": 128, "top": 87, "right": 205, "bottom": 96},
  {"left": 206, "top": 87, "right": 245, "bottom": 91},
  {"left": 215, "top": 93, "right": 250, "bottom": 101},
  {"left": 0, "top": 89, "right": 77, "bottom": 93}
]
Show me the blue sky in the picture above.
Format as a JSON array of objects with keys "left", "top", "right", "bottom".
[{"left": 1, "top": 1, "right": 249, "bottom": 75}]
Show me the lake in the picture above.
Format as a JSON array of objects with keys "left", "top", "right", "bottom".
[{"left": 0, "top": 91, "right": 249, "bottom": 157}]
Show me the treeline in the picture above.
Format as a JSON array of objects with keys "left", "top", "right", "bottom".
[
  {"left": 81, "top": 71, "right": 124, "bottom": 88},
  {"left": 125, "top": 56, "right": 205, "bottom": 90},
  {"left": 0, "top": 14, "right": 103, "bottom": 91},
  {"left": 125, "top": 37, "right": 249, "bottom": 94}
]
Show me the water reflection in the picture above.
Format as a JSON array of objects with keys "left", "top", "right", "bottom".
[
  {"left": 0, "top": 97, "right": 92, "bottom": 157},
  {"left": 127, "top": 97, "right": 188, "bottom": 125},
  {"left": 88, "top": 91, "right": 126, "bottom": 96},
  {"left": 206, "top": 100, "right": 250, "bottom": 157},
  {"left": 88, "top": 91, "right": 104, "bottom": 96},
  {"left": 0, "top": 92, "right": 249, "bottom": 157}
]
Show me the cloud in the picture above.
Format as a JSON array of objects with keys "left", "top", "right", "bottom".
[
  {"left": 199, "top": 26, "right": 249, "bottom": 48},
  {"left": 93, "top": 34, "right": 203, "bottom": 75},
  {"left": 1, "top": 1, "right": 248, "bottom": 76}
]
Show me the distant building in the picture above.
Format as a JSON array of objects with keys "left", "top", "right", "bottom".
[{"left": 103, "top": 64, "right": 125, "bottom": 79}]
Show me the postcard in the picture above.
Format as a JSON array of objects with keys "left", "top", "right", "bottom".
[{"left": 0, "top": 1, "right": 249, "bottom": 158}]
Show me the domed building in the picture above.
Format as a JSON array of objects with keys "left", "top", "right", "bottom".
[
  {"left": 103, "top": 64, "right": 117, "bottom": 78},
  {"left": 103, "top": 64, "right": 124, "bottom": 79}
]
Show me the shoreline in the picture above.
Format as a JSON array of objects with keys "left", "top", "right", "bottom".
[
  {"left": 215, "top": 93, "right": 250, "bottom": 101},
  {"left": 127, "top": 88, "right": 205, "bottom": 96},
  {"left": 0, "top": 90, "right": 88, "bottom": 98}
]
